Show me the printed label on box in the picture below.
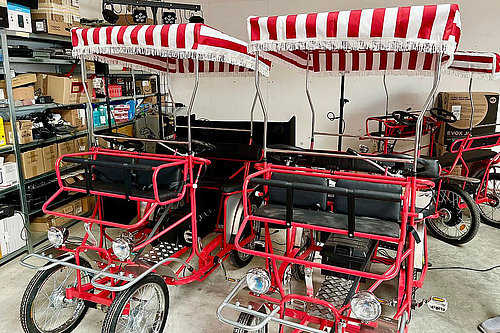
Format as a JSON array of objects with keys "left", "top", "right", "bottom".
[{"left": 451, "top": 105, "right": 461, "bottom": 120}]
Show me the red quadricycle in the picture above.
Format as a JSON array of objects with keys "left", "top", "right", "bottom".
[
  {"left": 19, "top": 23, "right": 271, "bottom": 333},
  {"left": 218, "top": 4, "right": 461, "bottom": 333}
]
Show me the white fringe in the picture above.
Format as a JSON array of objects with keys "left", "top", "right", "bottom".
[
  {"left": 443, "top": 69, "right": 500, "bottom": 81},
  {"left": 73, "top": 45, "right": 270, "bottom": 77},
  {"left": 248, "top": 38, "right": 458, "bottom": 57}
]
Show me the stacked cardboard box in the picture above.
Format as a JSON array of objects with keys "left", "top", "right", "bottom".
[
  {"left": 53, "top": 108, "right": 86, "bottom": 130},
  {"left": 21, "top": 148, "right": 43, "bottom": 179},
  {"left": 4, "top": 120, "right": 33, "bottom": 144},
  {"left": 36, "top": 74, "right": 92, "bottom": 105},
  {"left": 57, "top": 139, "right": 76, "bottom": 156},
  {"left": 31, "top": 197, "right": 93, "bottom": 232},
  {"left": 74, "top": 136, "right": 88, "bottom": 152},
  {"left": 0, "top": 73, "right": 37, "bottom": 102},
  {"left": 42, "top": 144, "right": 58, "bottom": 173},
  {"left": 31, "top": 0, "right": 80, "bottom": 36}
]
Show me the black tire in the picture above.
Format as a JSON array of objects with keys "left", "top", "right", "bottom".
[
  {"left": 233, "top": 306, "right": 268, "bottom": 333},
  {"left": 477, "top": 173, "right": 500, "bottom": 228},
  {"left": 101, "top": 274, "right": 169, "bottom": 333},
  {"left": 20, "top": 258, "right": 92, "bottom": 333},
  {"left": 291, "top": 232, "right": 314, "bottom": 281},
  {"left": 230, "top": 208, "right": 259, "bottom": 268},
  {"left": 426, "top": 183, "right": 480, "bottom": 245}
]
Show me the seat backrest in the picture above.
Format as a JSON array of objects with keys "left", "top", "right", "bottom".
[
  {"left": 135, "top": 159, "right": 183, "bottom": 189},
  {"left": 94, "top": 155, "right": 133, "bottom": 183},
  {"left": 268, "top": 173, "right": 328, "bottom": 211},
  {"left": 333, "top": 179, "right": 401, "bottom": 222}
]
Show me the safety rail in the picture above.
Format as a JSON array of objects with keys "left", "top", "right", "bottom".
[{"left": 449, "top": 132, "right": 500, "bottom": 153}]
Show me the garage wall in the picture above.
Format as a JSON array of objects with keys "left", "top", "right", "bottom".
[{"left": 81, "top": 0, "right": 500, "bottom": 150}]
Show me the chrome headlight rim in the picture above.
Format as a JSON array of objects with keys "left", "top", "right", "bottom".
[
  {"left": 47, "top": 227, "right": 69, "bottom": 248},
  {"left": 350, "top": 290, "right": 382, "bottom": 322},
  {"left": 246, "top": 267, "right": 271, "bottom": 296},
  {"left": 112, "top": 235, "right": 134, "bottom": 261}
]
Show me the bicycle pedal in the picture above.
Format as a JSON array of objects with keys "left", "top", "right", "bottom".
[{"left": 427, "top": 296, "right": 448, "bottom": 312}]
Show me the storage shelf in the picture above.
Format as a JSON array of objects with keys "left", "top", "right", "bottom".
[
  {"left": 95, "top": 119, "right": 137, "bottom": 132},
  {"left": 0, "top": 145, "right": 14, "bottom": 154},
  {"left": 14, "top": 102, "right": 85, "bottom": 112},
  {"left": 9, "top": 57, "right": 75, "bottom": 65},
  {"left": 20, "top": 129, "right": 87, "bottom": 150},
  {"left": 29, "top": 193, "right": 85, "bottom": 216},
  {"left": 0, "top": 184, "right": 19, "bottom": 196},
  {"left": 24, "top": 164, "right": 83, "bottom": 185},
  {"left": 31, "top": 213, "right": 90, "bottom": 248},
  {"left": 93, "top": 93, "right": 156, "bottom": 104},
  {"left": 5, "top": 30, "right": 71, "bottom": 43}
]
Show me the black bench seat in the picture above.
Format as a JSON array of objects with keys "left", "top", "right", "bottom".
[
  {"left": 198, "top": 176, "right": 243, "bottom": 193},
  {"left": 437, "top": 149, "right": 496, "bottom": 167},
  {"left": 70, "top": 180, "right": 180, "bottom": 201},
  {"left": 254, "top": 204, "right": 400, "bottom": 239}
]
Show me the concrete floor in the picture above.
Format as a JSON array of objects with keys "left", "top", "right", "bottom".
[{"left": 0, "top": 223, "right": 499, "bottom": 333}]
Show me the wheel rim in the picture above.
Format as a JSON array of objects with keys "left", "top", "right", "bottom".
[
  {"left": 429, "top": 189, "right": 472, "bottom": 240},
  {"left": 115, "top": 282, "right": 166, "bottom": 333},
  {"left": 478, "top": 176, "right": 500, "bottom": 222},
  {"left": 32, "top": 266, "right": 88, "bottom": 333}
]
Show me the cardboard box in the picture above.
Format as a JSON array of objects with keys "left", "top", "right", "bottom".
[
  {"left": 57, "top": 139, "right": 75, "bottom": 156},
  {"left": 30, "top": 216, "right": 54, "bottom": 232},
  {"left": 42, "top": 143, "right": 58, "bottom": 173},
  {"left": 7, "top": 2, "right": 32, "bottom": 33},
  {"left": 116, "top": 14, "right": 153, "bottom": 26},
  {"left": 435, "top": 92, "right": 499, "bottom": 155},
  {"left": 0, "top": 116, "right": 6, "bottom": 146},
  {"left": 52, "top": 202, "right": 74, "bottom": 225},
  {"left": 36, "top": 74, "right": 92, "bottom": 105},
  {"left": 53, "top": 108, "right": 86, "bottom": 130},
  {"left": 32, "top": 16, "right": 70, "bottom": 36},
  {"left": 0, "top": 85, "right": 35, "bottom": 102},
  {"left": 0, "top": 73, "right": 37, "bottom": 88},
  {"left": 20, "top": 148, "right": 43, "bottom": 179},
  {"left": 136, "top": 79, "right": 153, "bottom": 95},
  {"left": 74, "top": 136, "right": 88, "bottom": 152},
  {"left": 72, "top": 198, "right": 82, "bottom": 215},
  {"left": 4, "top": 120, "right": 33, "bottom": 144},
  {"left": 117, "top": 124, "right": 134, "bottom": 137},
  {"left": 81, "top": 195, "right": 95, "bottom": 213},
  {"left": 0, "top": 154, "right": 18, "bottom": 187}
]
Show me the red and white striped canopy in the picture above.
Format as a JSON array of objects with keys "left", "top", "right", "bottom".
[
  {"left": 72, "top": 23, "right": 270, "bottom": 77},
  {"left": 247, "top": 4, "right": 461, "bottom": 76},
  {"left": 446, "top": 51, "right": 500, "bottom": 80}
]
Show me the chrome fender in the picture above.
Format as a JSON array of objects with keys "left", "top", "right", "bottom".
[{"left": 224, "top": 193, "right": 244, "bottom": 244}]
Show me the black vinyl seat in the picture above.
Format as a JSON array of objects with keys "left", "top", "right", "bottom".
[
  {"left": 255, "top": 204, "right": 400, "bottom": 238},
  {"left": 437, "top": 149, "right": 496, "bottom": 167},
  {"left": 198, "top": 176, "right": 243, "bottom": 193},
  {"left": 254, "top": 174, "right": 402, "bottom": 239}
]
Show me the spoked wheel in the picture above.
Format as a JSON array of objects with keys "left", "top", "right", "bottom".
[
  {"left": 230, "top": 207, "right": 260, "bottom": 268},
  {"left": 477, "top": 173, "right": 500, "bottom": 228},
  {"left": 426, "top": 183, "right": 480, "bottom": 245},
  {"left": 291, "top": 231, "right": 314, "bottom": 281},
  {"left": 102, "top": 274, "right": 169, "bottom": 333},
  {"left": 20, "top": 258, "right": 92, "bottom": 333},
  {"left": 233, "top": 306, "right": 268, "bottom": 333}
]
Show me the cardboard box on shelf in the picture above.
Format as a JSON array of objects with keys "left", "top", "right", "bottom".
[
  {"left": 52, "top": 202, "right": 75, "bottom": 226},
  {"left": 0, "top": 73, "right": 37, "bottom": 88},
  {"left": 0, "top": 154, "right": 18, "bottom": 188},
  {"left": 53, "top": 108, "right": 86, "bottom": 130},
  {"left": 0, "top": 116, "right": 5, "bottom": 146},
  {"left": 4, "top": 120, "right": 33, "bottom": 144},
  {"left": 81, "top": 195, "right": 95, "bottom": 213},
  {"left": 435, "top": 92, "right": 499, "bottom": 155},
  {"left": 7, "top": 2, "right": 32, "bottom": 33},
  {"left": 42, "top": 143, "right": 57, "bottom": 173},
  {"left": 136, "top": 80, "right": 153, "bottom": 95},
  {"left": 0, "top": 85, "right": 35, "bottom": 102},
  {"left": 74, "top": 136, "right": 88, "bottom": 152},
  {"left": 57, "top": 139, "right": 75, "bottom": 156},
  {"left": 117, "top": 124, "right": 134, "bottom": 137},
  {"left": 20, "top": 148, "right": 43, "bottom": 179},
  {"left": 31, "top": 16, "right": 70, "bottom": 36},
  {"left": 30, "top": 215, "right": 54, "bottom": 232},
  {"left": 72, "top": 198, "right": 82, "bottom": 215},
  {"left": 36, "top": 74, "right": 92, "bottom": 104}
]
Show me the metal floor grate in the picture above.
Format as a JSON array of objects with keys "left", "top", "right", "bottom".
[
  {"left": 307, "top": 276, "right": 354, "bottom": 321},
  {"left": 140, "top": 242, "right": 185, "bottom": 263}
]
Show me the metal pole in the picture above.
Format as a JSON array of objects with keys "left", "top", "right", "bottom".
[
  {"left": 305, "top": 52, "right": 316, "bottom": 150},
  {"left": 249, "top": 91, "right": 258, "bottom": 142},
  {"left": 1, "top": 30, "right": 31, "bottom": 252},
  {"left": 338, "top": 75, "right": 345, "bottom": 151},
  {"left": 413, "top": 53, "right": 443, "bottom": 172},
  {"left": 187, "top": 60, "right": 199, "bottom": 154},
  {"left": 103, "top": 67, "right": 113, "bottom": 132},
  {"left": 80, "top": 61, "right": 95, "bottom": 147},
  {"left": 166, "top": 68, "right": 177, "bottom": 137},
  {"left": 152, "top": 8, "right": 164, "bottom": 140},
  {"left": 254, "top": 51, "right": 268, "bottom": 160},
  {"left": 468, "top": 77, "right": 475, "bottom": 134},
  {"left": 131, "top": 67, "right": 137, "bottom": 106}
]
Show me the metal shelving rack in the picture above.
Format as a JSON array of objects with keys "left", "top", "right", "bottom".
[{"left": 0, "top": 25, "right": 159, "bottom": 265}]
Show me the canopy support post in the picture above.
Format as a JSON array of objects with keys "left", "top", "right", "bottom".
[
  {"left": 338, "top": 75, "right": 345, "bottom": 151},
  {"left": 468, "top": 77, "right": 475, "bottom": 134},
  {"left": 187, "top": 60, "right": 199, "bottom": 154},
  {"left": 249, "top": 92, "right": 258, "bottom": 143},
  {"left": 413, "top": 53, "right": 443, "bottom": 172},
  {"left": 254, "top": 51, "right": 268, "bottom": 160},
  {"left": 81, "top": 61, "right": 95, "bottom": 147},
  {"left": 305, "top": 51, "right": 316, "bottom": 150},
  {"left": 166, "top": 68, "right": 177, "bottom": 138}
]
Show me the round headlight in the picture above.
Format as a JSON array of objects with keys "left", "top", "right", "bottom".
[
  {"left": 112, "top": 237, "right": 133, "bottom": 261},
  {"left": 47, "top": 227, "right": 68, "bottom": 247},
  {"left": 246, "top": 268, "right": 271, "bottom": 295},
  {"left": 350, "top": 291, "right": 382, "bottom": 322}
]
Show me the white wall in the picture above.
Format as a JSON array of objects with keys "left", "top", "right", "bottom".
[{"left": 81, "top": 0, "right": 500, "bottom": 149}]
